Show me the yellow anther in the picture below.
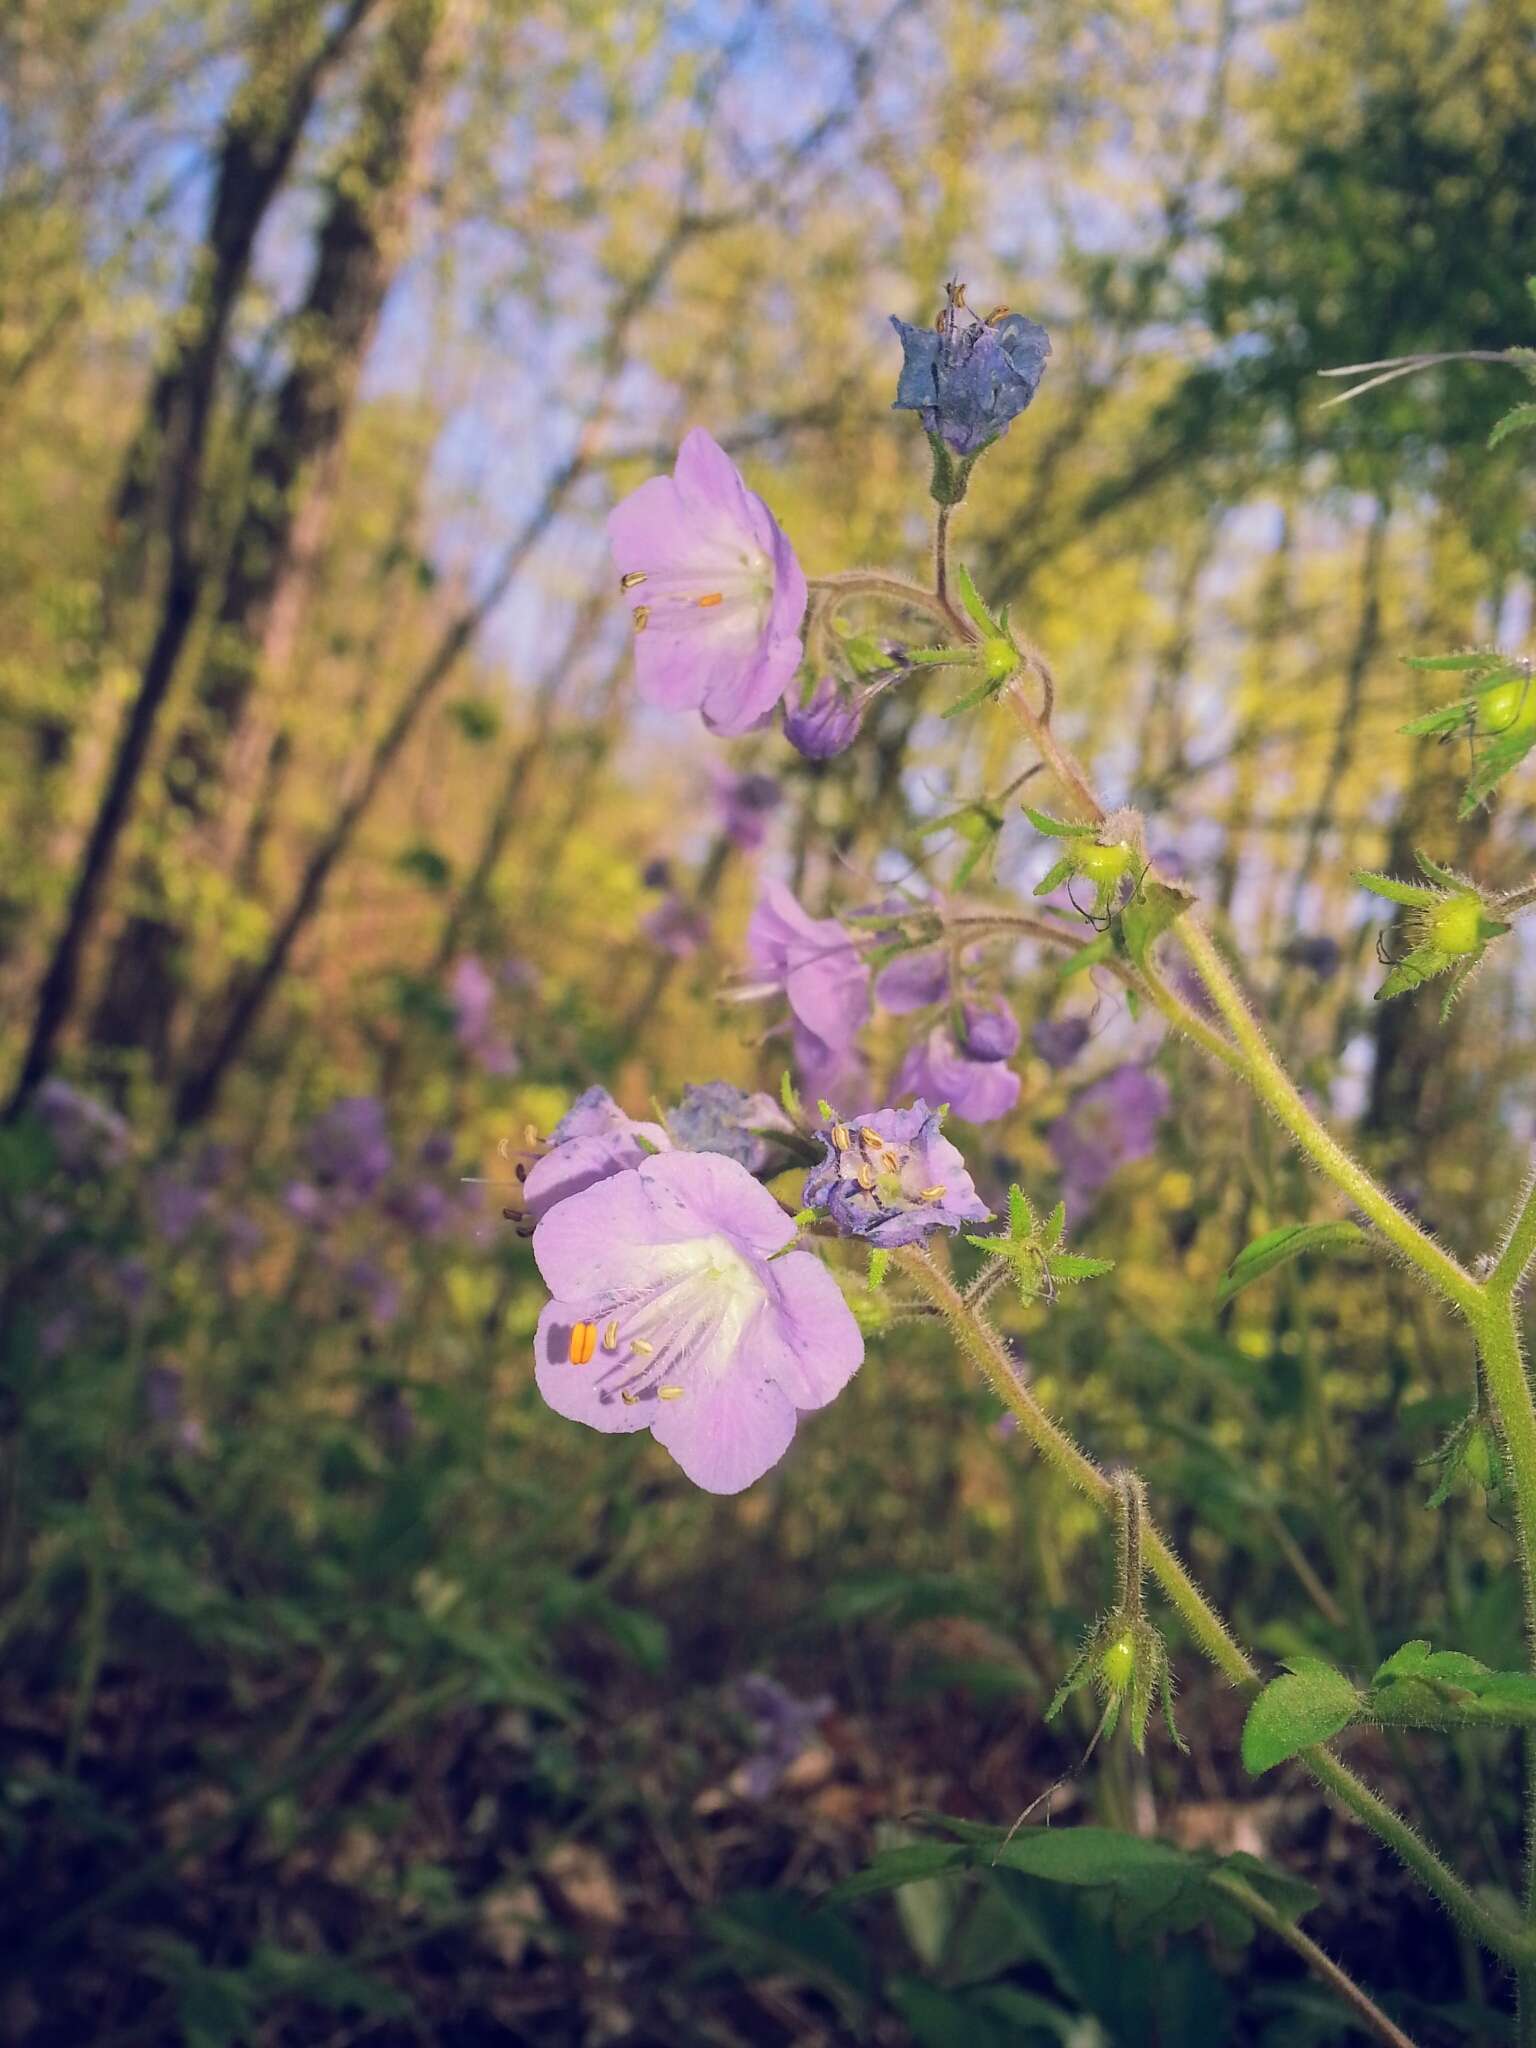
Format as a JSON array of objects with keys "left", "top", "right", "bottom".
[
  {"left": 621, "top": 1391, "right": 641, "bottom": 1405},
  {"left": 831, "top": 1122, "right": 851, "bottom": 1150},
  {"left": 860, "top": 1129, "right": 884, "bottom": 1149},
  {"left": 630, "top": 1337, "right": 655, "bottom": 1356},
  {"left": 695, "top": 591, "right": 724, "bottom": 607},
  {"left": 985, "top": 304, "right": 1010, "bottom": 323},
  {"left": 568, "top": 1320, "right": 598, "bottom": 1366},
  {"left": 631, "top": 604, "right": 650, "bottom": 632},
  {"left": 657, "top": 1385, "right": 684, "bottom": 1401},
  {"left": 523, "top": 1124, "right": 540, "bottom": 1149},
  {"left": 620, "top": 571, "right": 647, "bottom": 589},
  {"left": 856, "top": 1164, "right": 875, "bottom": 1191},
  {"left": 919, "top": 1184, "right": 946, "bottom": 1201},
  {"left": 602, "top": 1320, "right": 619, "bottom": 1352}
]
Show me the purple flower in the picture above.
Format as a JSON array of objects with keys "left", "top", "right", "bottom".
[
  {"left": 746, "top": 881, "right": 870, "bottom": 1091},
  {"left": 147, "top": 1170, "right": 210, "bottom": 1246},
  {"left": 895, "top": 1025, "right": 1021, "bottom": 1125},
  {"left": 784, "top": 675, "right": 863, "bottom": 759},
  {"left": 642, "top": 895, "right": 710, "bottom": 959},
  {"left": 608, "top": 428, "right": 808, "bottom": 737},
  {"left": 383, "top": 1181, "right": 455, "bottom": 1236},
  {"left": 1284, "top": 935, "right": 1342, "bottom": 981},
  {"left": 732, "top": 1673, "right": 832, "bottom": 1800},
  {"left": 714, "top": 770, "right": 781, "bottom": 851},
  {"left": 802, "top": 1101, "right": 990, "bottom": 1248},
  {"left": 340, "top": 1255, "right": 402, "bottom": 1329},
  {"left": 665, "top": 1082, "right": 797, "bottom": 1176},
  {"left": 531, "top": 1151, "right": 863, "bottom": 1494},
  {"left": 522, "top": 1087, "right": 670, "bottom": 1227},
  {"left": 891, "top": 305, "right": 1051, "bottom": 456},
  {"left": 282, "top": 1180, "right": 328, "bottom": 1226},
  {"left": 874, "top": 947, "right": 950, "bottom": 1014},
  {"left": 307, "top": 1096, "right": 393, "bottom": 1199},
  {"left": 1047, "top": 1064, "right": 1170, "bottom": 1217},
  {"left": 32, "top": 1078, "right": 132, "bottom": 1172},
  {"left": 450, "top": 955, "right": 519, "bottom": 1077},
  {"left": 1031, "top": 1012, "right": 1091, "bottom": 1070},
  {"left": 960, "top": 999, "right": 1021, "bottom": 1062}
]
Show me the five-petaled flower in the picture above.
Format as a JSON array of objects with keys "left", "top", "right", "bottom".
[
  {"left": 890, "top": 298, "right": 1051, "bottom": 456},
  {"left": 522, "top": 1086, "right": 670, "bottom": 1227},
  {"left": 531, "top": 1151, "right": 863, "bottom": 1494},
  {"left": 745, "top": 881, "right": 870, "bottom": 1100},
  {"left": 608, "top": 428, "right": 807, "bottom": 736},
  {"left": 803, "top": 1101, "right": 990, "bottom": 1247}
]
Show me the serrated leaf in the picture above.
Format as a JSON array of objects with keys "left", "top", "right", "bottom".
[
  {"left": 1353, "top": 869, "right": 1441, "bottom": 907},
  {"left": 1242, "top": 1665, "right": 1359, "bottom": 1775},
  {"left": 1216, "top": 1221, "right": 1369, "bottom": 1306},
  {"left": 1022, "top": 803, "right": 1096, "bottom": 839},
  {"left": 1489, "top": 401, "right": 1536, "bottom": 449}
]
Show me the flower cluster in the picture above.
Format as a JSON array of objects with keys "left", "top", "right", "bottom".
[{"left": 802, "top": 1102, "right": 990, "bottom": 1247}]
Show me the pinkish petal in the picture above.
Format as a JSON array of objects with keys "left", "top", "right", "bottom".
[
  {"left": 534, "top": 1299, "right": 654, "bottom": 1434},
  {"left": 760, "top": 1252, "right": 865, "bottom": 1409},
  {"left": 648, "top": 1371, "right": 798, "bottom": 1494}
]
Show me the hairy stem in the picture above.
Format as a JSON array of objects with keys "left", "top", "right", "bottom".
[{"left": 1209, "top": 1873, "right": 1421, "bottom": 2048}]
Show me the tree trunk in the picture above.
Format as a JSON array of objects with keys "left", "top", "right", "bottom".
[
  {"left": 90, "top": 0, "right": 465, "bottom": 1070},
  {"left": 3, "top": 0, "right": 372, "bottom": 1115}
]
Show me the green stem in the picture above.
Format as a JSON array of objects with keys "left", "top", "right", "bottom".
[
  {"left": 1490, "top": 1172, "right": 1536, "bottom": 1300},
  {"left": 1209, "top": 1872, "right": 1421, "bottom": 2048},
  {"left": 893, "top": 1243, "right": 1528, "bottom": 1965}
]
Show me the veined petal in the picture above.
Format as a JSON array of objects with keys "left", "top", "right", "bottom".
[{"left": 649, "top": 1371, "right": 798, "bottom": 1494}]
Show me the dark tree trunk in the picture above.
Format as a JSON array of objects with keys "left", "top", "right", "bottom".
[
  {"left": 3, "top": 0, "right": 372, "bottom": 1115},
  {"left": 91, "top": 0, "right": 463, "bottom": 1070}
]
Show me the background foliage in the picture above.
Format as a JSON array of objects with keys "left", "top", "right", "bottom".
[{"left": 2, "top": 0, "right": 1535, "bottom": 2040}]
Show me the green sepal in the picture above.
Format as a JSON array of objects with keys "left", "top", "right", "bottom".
[
  {"left": 1117, "top": 879, "right": 1193, "bottom": 970},
  {"left": 867, "top": 1248, "right": 890, "bottom": 1291},
  {"left": 926, "top": 430, "right": 976, "bottom": 506},
  {"left": 1461, "top": 725, "right": 1536, "bottom": 814},
  {"left": 1022, "top": 803, "right": 1097, "bottom": 839},
  {"left": 1032, "top": 855, "right": 1075, "bottom": 897},
  {"left": 953, "top": 561, "right": 1002, "bottom": 640},
  {"left": 1353, "top": 869, "right": 1442, "bottom": 908},
  {"left": 1403, "top": 651, "right": 1498, "bottom": 672},
  {"left": 1412, "top": 848, "right": 1469, "bottom": 892},
  {"left": 1489, "top": 401, "right": 1536, "bottom": 449},
  {"left": 779, "top": 1070, "right": 804, "bottom": 1123},
  {"left": 1400, "top": 703, "right": 1470, "bottom": 737},
  {"left": 1376, "top": 943, "right": 1453, "bottom": 1002}
]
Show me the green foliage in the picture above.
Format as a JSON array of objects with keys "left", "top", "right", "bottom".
[
  {"left": 1217, "top": 1220, "right": 1370, "bottom": 1306},
  {"left": 966, "top": 1185, "right": 1113, "bottom": 1306}
]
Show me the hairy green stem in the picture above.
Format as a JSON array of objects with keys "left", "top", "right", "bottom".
[{"left": 1209, "top": 1872, "right": 1421, "bottom": 2048}]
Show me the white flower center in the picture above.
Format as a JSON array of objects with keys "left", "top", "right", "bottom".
[{"left": 582, "top": 1233, "right": 767, "bottom": 1409}]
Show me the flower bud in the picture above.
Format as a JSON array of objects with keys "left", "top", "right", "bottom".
[
  {"left": 1101, "top": 1635, "right": 1136, "bottom": 1692},
  {"left": 784, "top": 676, "right": 863, "bottom": 759}
]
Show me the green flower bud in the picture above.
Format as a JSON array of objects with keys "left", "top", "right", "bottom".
[
  {"left": 1101, "top": 1635, "right": 1136, "bottom": 1692},
  {"left": 1430, "top": 894, "right": 1489, "bottom": 956},
  {"left": 1075, "top": 840, "right": 1135, "bottom": 890},
  {"left": 982, "top": 635, "right": 1019, "bottom": 683},
  {"left": 1479, "top": 679, "right": 1536, "bottom": 734}
]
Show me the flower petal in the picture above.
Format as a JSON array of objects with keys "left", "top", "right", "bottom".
[
  {"left": 648, "top": 1370, "right": 799, "bottom": 1493},
  {"left": 760, "top": 1252, "right": 864, "bottom": 1409},
  {"left": 534, "top": 1298, "right": 654, "bottom": 1435}
]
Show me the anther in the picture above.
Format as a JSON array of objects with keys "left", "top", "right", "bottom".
[
  {"left": 632, "top": 604, "right": 650, "bottom": 632},
  {"left": 861, "top": 1129, "right": 883, "bottom": 1149},
  {"left": 657, "top": 1385, "right": 684, "bottom": 1401},
  {"left": 620, "top": 571, "right": 646, "bottom": 589},
  {"left": 502, "top": 1206, "right": 523, "bottom": 1221},
  {"left": 695, "top": 592, "right": 724, "bottom": 608},
  {"left": 832, "top": 1122, "right": 851, "bottom": 1150},
  {"left": 919, "top": 1184, "right": 946, "bottom": 1201},
  {"left": 630, "top": 1337, "right": 655, "bottom": 1356},
  {"left": 568, "top": 1321, "right": 597, "bottom": 1366},
  {"left": 602, "top": 1320, "right": 619, "bottom": 1352},
  {"left": 856, "top": 1164, "right": 875, "bottom": 1191},
  {"left": 621, "top": 1391, "right": 641, "bottom": 1405},
  {"left": 523, "top": 1124, "right": 540, "bottom": 1149},
  {"left": 514, "top": 1162, "right": 526, "bottom": 1182},
  {"left": 985, "top": 304, "right": 1010, "bottom": 323}
]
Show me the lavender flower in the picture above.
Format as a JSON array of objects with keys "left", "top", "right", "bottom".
[
  {"left": 665, "top": 1082, "right": 797, "bottom": 1175},
  {"left": 960, "top": 999, "right": 1021, "bottom": 1062},
  {"left": 450, "top": 955, "right": 520, "bottom": 1077},
  {"left": 783, "top": 675, "right": 863, "bottom": 759},
  {"left": 642, "top": 894, "right": 710, "bottom": 959},
  {"left": 1047, "top": 1064, "right": 1170, "bottom": 1217},
  {"left": 732, "top": 1673, "right": 832, "bottom": 1799},
  {"left": 714, "top": 770, "right": 781, "bottom": 851},
  {"left": 522, "top": 1086, "right": 670, "bottom": 1227},
  {"left": 874, "top": 947, "right": 950, "bottom": 1014},
  {"left": 306, "top": 1096, "right": 393, "bottom": 1199},
  {"left": 33, "top": 1078, "right": 132, "bottom": 1172},
  {"left": 147, "top": 1169, "right": 211, "bottom": 1246},
  {"left": 891, "top": 304, "right": 1051, "bottom": 456},
  {"left": 531, "top": 1151, "right": 863, "bottom": 1493},
  {"left": 608, "top": 428, "right": 808, "bottom": 737},
  {"left": 1031, "top": 1012, "right": 1091, "bottom": 1070},
  {"left": 383, "top": 1181, "right": 455, "bottom": 1236},
  {"left": 895, "top": 1024, "right": 1021, "bottom": 1125},
  {"left": 746, "top": 881, "right": 870, "bottom": 1097},
  {"left": 340, "top": 1255, "right": 402, "bottom": 1329},
  {"left": 802, "top": 1101, "right": 990, "bottom": 1248}
]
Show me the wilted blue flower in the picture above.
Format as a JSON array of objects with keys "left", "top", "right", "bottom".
[
  {"left": 803, "top": 1100, "right": 990, "bottom": 1248},
  {"left": 1047, "top": 1064, "right": 1169, "bottom": 1218},
  {"left": 895, "top": 1024, "right": 1020, "bottom": 1125},
  {"left": 784, "top": 676, "right": 863, "bottom": 759},
  {"left": 732, "top": 1673, "right": 833, "bottom": 1800},
  {"left": 714, "top": 770, "right": 782, "bottom": 851},
  {"left": 874, "top": 947, "right": 950, "bottom": 1014},
  {"left": 665, "top": 1081, "right": 797, "bottom": 1175},
  {"left": 960, "top": 999, "right": 1020, "bottom": 1062},
  {"left": 307, "top": 1096, "right": 393, "bottom": 1199},
  {"left": 522, "top": 1086, "right": 670, "bottom": 1227},
  {"left": 890, "top": 302, "right": 1051, "bottom": 456},
  {"left": 1031, "top": 1012, "right": 1091, "bottom": 1070}
]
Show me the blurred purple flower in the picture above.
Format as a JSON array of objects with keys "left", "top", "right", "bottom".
[
  {"left": 714, "top": 770, "right": 782, "bottom": 851},
  {"left": 746, "top": 881, "right": 870, "bottom": 1095},
  {"left": 33, "top": 1078, "right": 132, "bottom": 1172},
  {"left": 111, "top": 1257, "right": 153, "bottom": 1309},
  {"left": 1284, "top": 934, "right": 1342, "bottom": 981},
  {"left": 874, "top": 947, "right": 950, "bottom": 1014},
  {"left": 144, "top": 1364, "right": 184, "bottom": 1427},
  {"left": 895, "top": 1024, "right": 1020, "bottom": 1125},
  {"left": 641, "top": 856, "right": 673, "bottom": 889},
  {"left": 665, "top": 1081, "right": 796, "bottom": 1175},
  {"left": 1047, "top": 1064, "right": 1170, "bottom": 1217},
  {"left": 39, "top": 1306, "right": 82, "bottom": 1359},
  {"left": 803, "top": 1100, "right": 990, "bottom": 1248},
  {"left": 383, "top": 1181, "right": 455, "bottom": 1236},
  {"left": 283, "top": 1180, "right": 328, "bottom": 1226},
  {"left": 450, "top": 955, "right": 520, "bottom": 1077},
  {"left": 522, "top": 1086, "right": 670, "bottom": 1227},
  {"left": 220, "top": 1211, "right": 264, "bottom": 1265},
  {"left": 307, "top": 1097, "right": 393, "bottom": 1199},
  {"left": 891, "top": 305, "right": 1051, "bottom": 456},
  {"left": 960, "top": 999, "right": 1020, "bottom": 1062},
  {"left": 341, "top": 1255, "right": 402, "bottom": 1329},
  {"left": 1031, "top": 1012, "right": 1091, "bottom": 1070},
  {"left": 732, "top": 1673, "right": 832, "bottom": 1800},
  {"left": 147, "top": 1169, "right": 210, "bottom": 1246},
  {"left": 531, "top": 1151, "right": 863, "bottom": 1494},
  {"left": 784, "top": 675, "right": 863, "bottom": 759},
  {"left": 608, "top": 427, "right": 807, "bottom": 737},
  {"left": 643, "top": 894, "right": 710, "bottom": 959},
  {"left": 418, "top": 1130, "right": 455, "bottom": 1170}
]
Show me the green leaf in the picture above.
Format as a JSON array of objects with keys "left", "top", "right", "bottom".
[
  {"left": 1216, "top": 1221, "right": 1369, "bottom": 1306},
  {"left": 1022, "top": 803, "right": 1096, "bottom": 839},
  {"left": 1352, "top": 868, "right": 1440, "bottom": 907},
  {"left": 1489, "top": 401, "right": 1536, "bottom": 449},
  {"left": 1404, "top": 651, "right": 1499, "bottom": 672},
  {"left": 1118, "top": 879, "right": 1192, "bottom": 969},
  {"left": 1372, "top": 1640, "right": 1432, "bottom": 1683},
  {"left": 825, "top": 1842, "right": 970, "bottom": 1903},
  {"left": 703, "top": 1890, "right": 872, "bottom": 2013},
  {"left": 1242, "top": 1664, "right": 1359, "bottom": 1774}
]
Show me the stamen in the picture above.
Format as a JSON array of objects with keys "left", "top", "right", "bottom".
[
  {"left": 502, "top": 1206, "right": 523, "bottom": 1221},
  {"left": 919, "top": 1184, "right": 946, "bottom": 1201},
  {"left": 832, "top": 1122, "right": 851, "bottom": 1150},
  {"left": 657, "top": 1385, "right": 685, "bottom": 1400},
  {"left": 695, "top": 592, "right": 724, "bottom": 608},
  {"left": 861, "top": 1129, "right": 884, "bottom": 1148},
  {"left": 622, "top": 1391, "right": 641, "bottom": 1405},
  {"left": 985, "top": 304, "right": 1010, "bottom": 323},
  {"left": 568, "top": 1321, "right": 597, "bottom": 1365},
  {"left": 514, "top": 1162, "right": 526, "bottom": 1182},
  {"left": 602, "top": 1319, "right": 619, "bottom": 1351},
  {"left": 630, "top": 1337, "right": 655, "bottom": 1356},
  {"left": 632, "top": 604, "right": 650, "bottom": 632},
  {"left": 620, "top": 571, "right": 646, "bottom": 589},
  {"left": 523, "top": 1124, "right": 540, "bottom": 1149},
  {"left": 856, "top": 1164, "right": 875, "bottom": 1191}
]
